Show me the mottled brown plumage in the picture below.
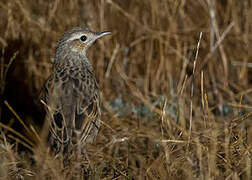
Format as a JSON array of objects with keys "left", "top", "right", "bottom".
[{"left": 40, "top": 27, "right": 111, "bottom": 155}]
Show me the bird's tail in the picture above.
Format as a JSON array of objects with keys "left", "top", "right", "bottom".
[{"left": 59, "top": 94, "right": 77, "bottom": 155}]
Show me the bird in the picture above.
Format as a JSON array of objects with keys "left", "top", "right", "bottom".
[{"left": 40, "top": 27, "right": 111, "bottom": 157}]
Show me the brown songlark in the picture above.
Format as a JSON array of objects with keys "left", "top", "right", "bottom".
[{"left": 40, "top": 27, "right": 111, "bottom": 155}]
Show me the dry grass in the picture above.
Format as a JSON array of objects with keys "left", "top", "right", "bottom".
[{"left": 0, "top": 0, "right": 251, "bottom": 179}]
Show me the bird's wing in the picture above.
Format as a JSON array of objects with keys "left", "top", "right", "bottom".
[{"left": 72, "top": 68, "right": 101, "bottom": 144}]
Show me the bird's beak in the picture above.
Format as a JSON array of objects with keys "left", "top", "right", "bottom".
[{"left": 95, "top": 31, "right": 111, "bottom": 39}]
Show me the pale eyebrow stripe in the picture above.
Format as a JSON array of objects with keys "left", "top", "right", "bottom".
[{"left": 66, "top": 33, "right": 83, "bottom": 42}]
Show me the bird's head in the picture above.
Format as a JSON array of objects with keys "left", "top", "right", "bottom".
[{"left": 56, "top": 27, "right": 111, "bottom": 57}]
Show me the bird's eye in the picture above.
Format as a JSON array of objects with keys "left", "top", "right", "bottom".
[{"left": 80, "top": 35, "right": 87, "bottom": 42}]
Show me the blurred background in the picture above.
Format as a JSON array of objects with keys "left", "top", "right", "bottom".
[{"left": 0, "top": 0, "right": 251, "bottom": 179}]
